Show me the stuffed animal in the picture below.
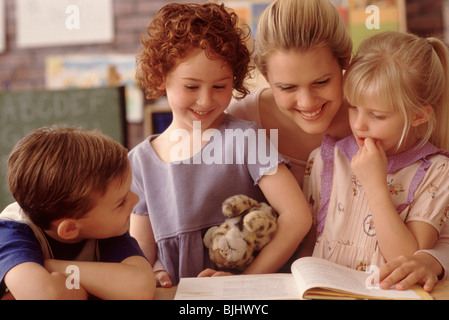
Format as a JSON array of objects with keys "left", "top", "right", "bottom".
[{"left": 203, "top": 195, "right": 278, "bottom": 271}]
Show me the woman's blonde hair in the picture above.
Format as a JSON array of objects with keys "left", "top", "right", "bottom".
[
  {"left": 344, "top": 31, "right": 449, "bottom": 151},
  {"left": 255, "top": 0, "right": 352, "bottom": 75}
]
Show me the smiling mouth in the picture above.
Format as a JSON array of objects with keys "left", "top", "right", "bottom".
[
  {"left": 189, "top": 108, "right": 213, "bottom": 118},
  {"left": 191, "top": 109, "right": 210, "bottom": 116},
  {"left": 298, "top": 103, "right": 326, "bottom": 120}
]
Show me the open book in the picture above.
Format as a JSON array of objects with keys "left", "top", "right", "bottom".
[{"left": 174, "top": 257, "right": 432, "bottom": 300}]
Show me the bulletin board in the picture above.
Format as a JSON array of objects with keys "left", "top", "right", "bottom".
[
  {"left": 16, "top": 0, "right": 114, "bottom": 48},
  {"left": 46, "top": 55, "right": 144, "bottom": 123},
  {"left": 215, "top": 0, "right": 406, "bottom": 89},
  {"left": 218, "top": 0, "right": 406, "bottom": 52},
  {"left": 347, "top": 0, "right": 407, "bottom": 49}
]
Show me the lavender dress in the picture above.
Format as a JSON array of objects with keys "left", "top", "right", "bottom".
[{"left": 129, "top": 115, "right": 282, "bottom": 284}]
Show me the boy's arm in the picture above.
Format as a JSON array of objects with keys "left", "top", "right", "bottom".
[
  {"left": 45, "top": 255, "right": 156, "bottom": 300},
  {"left": 244, "top": 164, "right": 312, "bottom": 274},
  {"left": 5, "top": 262, "right": 88, "bottom": 300},
  {"left": 0, "top": 220, "right": 88, "bottom": 300}
]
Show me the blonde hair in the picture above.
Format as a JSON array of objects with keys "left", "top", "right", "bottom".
[
  {"left": 344, "top": 31, "right": 449, "bottom": 151},
  {"left": 255, "top": 0, "right": 352, "bottom": 75},
  {"left": 7, "top": 127, "right": 130, "bottom": 230}
]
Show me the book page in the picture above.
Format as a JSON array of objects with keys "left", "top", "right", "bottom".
[
  {"left": 175, "top": 274, "right": 299, "bottom": 300},
  {"left": 292, "top": 257, "right": 425, "bottom": 299}
]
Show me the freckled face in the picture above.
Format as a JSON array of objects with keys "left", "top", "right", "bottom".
[{"left": 161, "top": 48, "right": 234, "bottom": 132}]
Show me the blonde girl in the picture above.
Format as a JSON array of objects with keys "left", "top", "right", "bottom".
[
  {"left": 228, "top": 0, "right": 449, "bottom": 292},
  {"left": 304, "top": 31, "right": 449, "bottom": 282}
]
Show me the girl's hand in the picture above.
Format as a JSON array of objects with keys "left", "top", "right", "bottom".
[
  {"left": 351, "top": 137, "right": 387, "bottom": 190},
  {"left": 379, "top": 253, "right": 441, "bottom": 292},
  {"left": 155, "top": 270, "right": 173, "bottom": 288},
  {"left": 197, "top": 268, "right": 233, "bottom": 278}
]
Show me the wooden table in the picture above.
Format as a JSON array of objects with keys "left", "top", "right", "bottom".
[
  {"left": 154, "top": 281, "right": 449, "bottom": 300},
  {"left": 432, "top": 281, "right": 449, "bottom": 299}
]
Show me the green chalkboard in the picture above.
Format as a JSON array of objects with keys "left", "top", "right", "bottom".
[{"left": 0, "top": 86, "right": 127, "bottom": 210}]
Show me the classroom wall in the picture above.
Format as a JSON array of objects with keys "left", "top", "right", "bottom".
[
  {"left": 0, "top": 0, "right": 200, "bottom": 91},
  {"left": 0, "top": 0, "right": 445, "bottom": 92},
  {"left": 407, "top": 0, "right": 445, "bottom": 38},
  {"left": 0, "top": 0, "right": 446, "bottom": 147},
  {"left": 0, "top": 0, "right": 198, "bottom": 147}
]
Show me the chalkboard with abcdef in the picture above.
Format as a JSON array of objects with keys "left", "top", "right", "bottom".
[{"left": 0, "top": 85, "right": 127, "bottom": 210}]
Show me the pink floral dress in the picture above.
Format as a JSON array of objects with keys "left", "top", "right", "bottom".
[{"left": 304, "top": 135, "right": 449, "bottom": 271}]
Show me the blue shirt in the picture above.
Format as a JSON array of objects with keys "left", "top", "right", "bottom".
[{"left": 0, "top": 219, "right": 144, "bottom": 298}]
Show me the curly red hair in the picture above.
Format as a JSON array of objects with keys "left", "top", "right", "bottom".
[{"left": 136, "top": 2, "right": 252, "bottom": 100}]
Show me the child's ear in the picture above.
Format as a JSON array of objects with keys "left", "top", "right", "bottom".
[
  {"left": 57, "top": 219, "right": 81, "bottom": 241},
  {"left": 157, "top": 78, "right": 166, "bottom": 91},
  {"left": 411, "top": 105, "right": 433, "bottom": 127},
  {"left": 261, "top": 72, "right": 269, "bottom": 83}
]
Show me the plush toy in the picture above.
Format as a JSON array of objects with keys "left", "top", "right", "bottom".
[{"left": 203, "top": 195, "right": 278, "bottom": 271}]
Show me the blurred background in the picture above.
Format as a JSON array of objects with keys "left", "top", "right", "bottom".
[{"left": 0, "top": 0, "right": 446, "bottom": 144}]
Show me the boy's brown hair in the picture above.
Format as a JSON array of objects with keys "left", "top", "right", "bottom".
[
  {"left": 7, "top": 127, "right": 129, "bottom": 230},
  {"left": 136, "top": 2, "right": 252, "bottom": 100}
]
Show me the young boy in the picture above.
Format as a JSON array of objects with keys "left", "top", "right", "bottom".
[{"left": 0, "top": 127, "right": 155, "bottom": 300}]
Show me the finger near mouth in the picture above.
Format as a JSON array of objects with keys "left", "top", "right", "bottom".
[{"left": 357, "top": 137, "right": 366, "bottom": 146}]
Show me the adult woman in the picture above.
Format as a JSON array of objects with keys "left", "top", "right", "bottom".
[
  {"left": 226, "top": 0, "right": 448, "bottom": 292},
  {"left": 228, "top": 0, "right": 352, "bottom": 187}
]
